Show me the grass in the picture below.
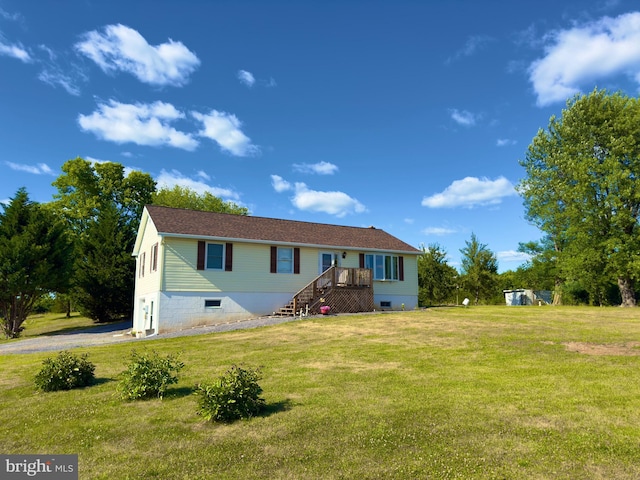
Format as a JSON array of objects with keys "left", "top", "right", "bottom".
[
  {"left": 1, "top": 306, "right": 640, "bottom": 479},
  {"left": 0, "top": 312, "right": 97, "bottom": 341}
]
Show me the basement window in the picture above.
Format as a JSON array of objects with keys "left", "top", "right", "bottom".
[
  {"left": 380, "top": 301, "right": 392, "bottom": 309},
  {"left": 204, "top": 299, "right": 222, "bottom": 308}
]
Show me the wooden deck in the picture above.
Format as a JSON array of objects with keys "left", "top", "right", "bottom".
[{"left": 276, "top": 267, "right": 374, "bottom": 316}]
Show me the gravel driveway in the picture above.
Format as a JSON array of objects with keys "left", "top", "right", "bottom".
[{"left": 0, "top": 316, "right": 303, "bottom": 355}]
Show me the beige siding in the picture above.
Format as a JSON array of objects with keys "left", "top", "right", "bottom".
[
  {"left": 163, "top": 239, "right": 329, "bottom": 293},
  {"left": 134, "top": 217, "right": 163, "bottom": 296},
  {"left": 373, "top": 254, "right": 419, "bottom": 297},
  {"left": 162, "top": 237, "right": 419, "bottom": 299}
]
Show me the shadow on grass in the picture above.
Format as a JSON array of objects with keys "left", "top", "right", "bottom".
[
  {"left": 91, "top": 377, "right": 115, "bottom": 387},
  {"left": 164, "top": 386, "right": 197, "bottom": 400},
  {"left": 260, "top": 398, "right": 295, "bottom": 418}
]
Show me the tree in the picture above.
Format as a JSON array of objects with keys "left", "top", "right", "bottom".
[
  {"left": 50, "top": 158, "right": 156, "bottom": 321},
  {"left": 152, "top": 185, "right": 248, "bottom": 215},
  {"left": 517, "top": 237, "right": 561, "bottom": 303},
  {"left": 459, "top": 233, "right": 498, "bottom": 305},
  {"left": 51, "top": 158, "right": 156, "bottom": 238},
  {"left": 75, "top": 203, "right": 135, "bottom": 322},
  {"left": 417, "top": 243, "right": 458, "bottom": 306},
  {"left": 518, "top": 89, "right": 640, "bottom": 306},
  {"left": 0, "top": 189, "right": 73, "bottom": 337}
]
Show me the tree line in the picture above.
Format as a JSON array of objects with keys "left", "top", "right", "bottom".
[
  {"left": 0, "top": 158, "right": 247, "bottom": 338},
  {"left": 2, "top": 89, "right": 639, "bottom": 336},
  {"left": 420, "top": 89, "right": 640, "bottom": 308}
]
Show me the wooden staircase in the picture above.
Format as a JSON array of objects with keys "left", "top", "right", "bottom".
[{"left": 274, "top": 266, "right": 373, "bottom": 317}]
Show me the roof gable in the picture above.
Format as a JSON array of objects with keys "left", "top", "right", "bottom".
[{"left": 144, "top": 205, "right": 420, "bottom": 253}]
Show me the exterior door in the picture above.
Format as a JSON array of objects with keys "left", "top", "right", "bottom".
[{"left": 319, "top": 252, "right": 335, "bottom": 273}]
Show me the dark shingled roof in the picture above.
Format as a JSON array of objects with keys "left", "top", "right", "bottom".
[{"left": 145, "top": 205, "right": 420, "bottom": 253}]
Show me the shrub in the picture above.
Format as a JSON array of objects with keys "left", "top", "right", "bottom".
[
  {"left": 34, "top": 351, "right": 96, "bottom": 392},
  {"left": 195, "top": 365, "right": 265, "bottom": 423},
  {"left": 117, "top": 350, "right": 184, "bottom": 400}
]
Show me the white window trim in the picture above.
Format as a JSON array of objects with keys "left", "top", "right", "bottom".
[
  {"left": 365, "top": 253, "right": 399, "bottom": 281},
  {"left": 206, "top": 242, "right": 225, "bottom": 270},
  {"left": 277, "top": 247, "right": 294, "bottom": 274}
]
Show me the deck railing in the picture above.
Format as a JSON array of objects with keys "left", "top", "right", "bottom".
[{"left": 291, "top": 267, "right": 371, "bottom": 313}]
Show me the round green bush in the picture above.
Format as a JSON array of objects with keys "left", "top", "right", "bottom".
[
  {"left": 117, "top": 350, "right": 184, "bottom": 400},
  {"left": 195, "top": 365, "right": 265, "bottom": 422},
  {"left": 34, "top": 351, "right": 96, "bottom": 392}
]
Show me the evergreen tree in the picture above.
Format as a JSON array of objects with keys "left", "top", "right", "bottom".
[
  {"left": 51, "top": 158, "right": 156, "bottom": 321},
  {"left": 74, "top": 203, "right": 135, "bottom": 323},
  {"left": 0, "top": 189, "right": 73, "bottom": 337},
  {"left": 459, "top": 233, "right": 498, "bottom": 305}
]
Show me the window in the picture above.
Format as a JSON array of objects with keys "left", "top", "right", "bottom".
[
  {"left": 197, "top": 241, "right": 232, "bottom": 271},
  {"left": 380, "top": 301, "right": 392, "bottom": 308},
  {"left": 270, "top": 246, "right": 300, "bottom": 274},
  {"left": 277, "top": 247, "right": 293, "bottom": 273},
  {"left": 365, "top": 254, "right": 399, "bottom": 281},
  {"left": 139, "top": 252, "right": 146, "bottom": 278},
  {"left": 204, "top": 299, "right": 222, "bottom": 308},
  {"left": 206, "top": 243, "right": 224, "bottom": 270},
  {"left": 151, "top": 243, "right": 158, "bottom": 272}
]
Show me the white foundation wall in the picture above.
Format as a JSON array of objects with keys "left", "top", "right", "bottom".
[
  {"left": 152, "top": 291, "right": 293, "bottom": 333},
  {"left": 373, "top": 294, "right": 418, "bottom": 311}
]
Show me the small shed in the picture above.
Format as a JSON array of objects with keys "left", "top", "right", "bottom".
[{"left": 503, "top": 289, "right": 552, "bottom": 306}]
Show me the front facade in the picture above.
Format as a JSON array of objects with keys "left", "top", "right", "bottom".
[{"left": 132, "top": 205, "right": 420, "bottom": 334}]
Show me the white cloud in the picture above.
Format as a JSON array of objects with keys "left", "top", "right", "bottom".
[
  {"left": 497, "top": 250, "right": 531, "bottom": 263},
  {"left": 0, "top": 7, "right": 21, "bottom": 21},
  {"left": 38, "top": 69, "right": 82, "bottom": 96},
  {"left": 5, "top": 161, "right": 54, "bottom": 175},
  {"left": 272, "top": 176, "right": 366, "bottom": 217},
  {"left": 156, "top": 169, "right": 241, "bottom": 201},
  {"left": 496, "top": 138, "right": 517, "bottom": 147},
  {"left": 0, "top": 42, "right": 30, "bottom": 62},
  {"left": 449, "top": 109, "right": 478, "bottom": 126},
  {"left": 196, "top": 170, "right": 210, "bottom": 181},
  {"left": 291, "top": 183, "right": 366, "bottom": 217},
  {"left": 422, "top": 226, "right": 457, "bottom": 236},
  {"left": 292, "top": 161, "right": 339, "bottom": 175},
  {"left": 192, "top": 109, "right": 259, "bottom": 157},
  {"left": 529, "top": 12, "right": 640, "bottom": 106},
  {"left": 404, "top": 218, "right": 414, "bottom": 224},
  {"left": 75, "top": 24, "right": 200, "bottom": 87},
  {"left": 78, "top": 100, "right": 198, "bottom": 150},
  {"left": 446, "top": 35, "right": 493, "bottom": 64},
  {"left": 422, "top": 176, "right": 516, "bottom": 208},
  {"left": 271, "top": 174, "right": 292, "bottom": 193},
  {"left": 237, "top": 69, "right": 255, "bottom": 87}
]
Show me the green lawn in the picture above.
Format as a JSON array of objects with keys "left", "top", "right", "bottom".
[
  {"left": 1, "top": 312, "right": 97, "bottom": 340},
  {"left": 1, "top": 306, "right": 640, "bottom": 479}
]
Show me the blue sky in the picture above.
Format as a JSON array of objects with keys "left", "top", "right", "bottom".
[{"left": 2, "top": 0, "right": 640, "bottom": 272}]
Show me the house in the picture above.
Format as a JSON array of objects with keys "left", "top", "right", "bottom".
[{"left": 132, "top": 205, "right": 421, "bottom": 334}]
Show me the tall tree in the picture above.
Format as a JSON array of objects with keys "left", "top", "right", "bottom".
[
  {"left": 50, "top": 158, "right": 156, "bottom": 321},
  {"left": 517, "top": 237, "right": 561, "bottom": 303},
  {"left": 417, "top": 243, "right": 458, "bottom": 306},
  {"left": 152, "top": 185, "right": 248, "bottom": 215},
  {"left": 75, "top": 203, "right": 135, "bottom": 323},
  {"left": 518, "top": 89, "right": 640, "bottom": 306},
  {"left": 459, "top": 233, "right": 498, "bottom": 305},
  {"left": 51, "top": 158, "right": 156, "bottom": 237},
  {"left": 0, "top": 189, "right": 73, "bottom": 337}
]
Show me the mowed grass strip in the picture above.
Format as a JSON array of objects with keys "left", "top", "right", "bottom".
[{"left": 1, "top": 306, "right": 640, "bottom": 479}]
